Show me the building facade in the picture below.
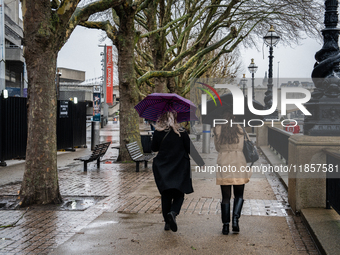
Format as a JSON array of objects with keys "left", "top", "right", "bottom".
[{"left": 2, "top": 0, "right": 25, "bottom": 96}]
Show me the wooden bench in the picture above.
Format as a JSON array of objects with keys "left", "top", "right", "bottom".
[
  {"left": 75, "top": 142, "right": 111, "bottom": 171},
  {"left": 126, "top": 141, "right": 155, "bottom": 172},
  {"left": 112, "top": 145, "right": 120, "bottom": 150}
]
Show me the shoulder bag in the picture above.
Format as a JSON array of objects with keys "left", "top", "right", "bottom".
[{"left": 241, "top": 127, "right": 259, "bottom": 167}]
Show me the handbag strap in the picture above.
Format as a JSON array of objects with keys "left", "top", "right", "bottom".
[
  {"left": 160, "top": 129, "right": 171, "bottom": 148},
  {"left": 241, "top": 126, "right": 250, "bottom": 141},
  {"left": 241, "top": 126, "right": 255, "bottom": 167}
]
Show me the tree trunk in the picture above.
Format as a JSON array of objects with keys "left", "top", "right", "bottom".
[
  {"left": 154, "top": 77, "right": 167, "bottom": 93},
  {"left": 167, "top": 77, "right": 176, "bottom": 93},
  {"left": 19, "top": 0, "right": 62, "bottom": 205},
  {"left": 116, "top": 6, "right": 141, "bottom": 162},
  {"left": 145, "top": 1, "right": 167, "bottom": 93}
]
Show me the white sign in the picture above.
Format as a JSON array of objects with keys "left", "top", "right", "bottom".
[{"left": 93, "top": 85, "right": 101, "bottom": 93}]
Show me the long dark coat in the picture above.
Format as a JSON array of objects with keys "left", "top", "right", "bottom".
[{"left": 151, "top": 129, "right": 205, "bottom": 194}]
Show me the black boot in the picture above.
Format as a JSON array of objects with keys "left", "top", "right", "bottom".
[
  {"left": 164, "top": 222, "right": 170, "bottom": 231},
  {"left": 232, "top": 198, "right": 244, "bottom": 233},
  {"left": 167, "top": 211, "right": 178, "bottom": 232},
  {"left": 221, "top": 203, "right": 230, "bottom": 235}
]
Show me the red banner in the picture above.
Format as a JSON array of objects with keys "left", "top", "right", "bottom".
[{"left": 106, "top": 46, "right": 113, "bottom": 105}]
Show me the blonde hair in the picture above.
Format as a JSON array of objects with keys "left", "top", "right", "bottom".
[{"left": 154, "top": 111, "right": 184, "bottom": 136}]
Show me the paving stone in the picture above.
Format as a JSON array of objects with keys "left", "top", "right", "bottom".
[{"left": 0, "top": 124, "right": 320, "bottom": 254}]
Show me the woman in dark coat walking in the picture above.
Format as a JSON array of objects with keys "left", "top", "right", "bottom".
[{"left": 151, "top": 111, "right": 205, "bottom": 232}]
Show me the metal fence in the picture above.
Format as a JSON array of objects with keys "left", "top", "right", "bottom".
[
  {"left": 268, "top": 127, "right": 292, "bottom": 162},
  {"left": 0, "top": 97, "right": 87, "bottom": 165},
  {"left": 325, "top": 149, "right": 340, "bottom": 215},
  {"left": 0, "top": 97, "right": 27, "bottom": 165}
]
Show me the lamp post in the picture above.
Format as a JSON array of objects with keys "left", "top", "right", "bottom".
[
  {"left": 0, "top": 0, "right": 5, "bottom": 93},
  {"left": 248, "top": 59, "right": 258, "bottom": 100},
  {"left": 303, "top": 0, "right": 340, "bottom": 136},
  {"left": 263, "top": 25, "right": 280, "bottom": 119},
  {"left": 241, "top": 74, "right": 247, "bottom": 94},
  {"left": 56, "top": 69, "right": 62, "bottom": 100}
]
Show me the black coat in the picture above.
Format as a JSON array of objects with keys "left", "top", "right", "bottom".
[{"left": 151, "top": 129, "right": 205, "bottom": 194}]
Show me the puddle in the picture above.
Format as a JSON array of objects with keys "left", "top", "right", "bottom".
[
  {"left": 0, "top": 195, "right": 106, "bottom": 211},
  {"left": 85, "top": 220, "right": 119, "bottom": 229},
  {"left": 0, "top": 195, "right": 18, "bottom": 209},
  {"left": 58, "top": 167, "right": 70, "bottom": 171},
  {"left": 60, "top": 196, "right": 105, "bottom": 211}
]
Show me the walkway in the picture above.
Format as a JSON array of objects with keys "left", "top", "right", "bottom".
[{"left": 0, "top": 122, "right": 319, "bottom": 254}]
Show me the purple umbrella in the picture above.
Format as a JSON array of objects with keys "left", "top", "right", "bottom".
[{"left": 134, "top": 93, "right": 199, "bottom": 123}]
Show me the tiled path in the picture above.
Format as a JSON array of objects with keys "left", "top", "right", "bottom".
[{"left": 0, "top": 124, "right": 319, "bottom": 254}]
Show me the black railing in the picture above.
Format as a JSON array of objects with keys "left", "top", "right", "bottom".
[
  {"left": 0, "top": 97, "right": 27, "bottom": 164},
  {"left": 0, "top": 97, "right": 87, "bottom": 165},
  {"left": 324, "top": 149, "right": 340, "bottom": 215},
  {"left": 268, "top": 127, "right": 292, "bottom": 162}
]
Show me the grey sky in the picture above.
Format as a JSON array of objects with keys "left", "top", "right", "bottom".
[
  {"left": 57, "top": 27, "right": 113, "bottom": 82},
  {"left": 57, "top": 26, "right": 323, "bottom": 82},
  {"left": 239, "top": 38, "right": 322, "bottom": 80}
]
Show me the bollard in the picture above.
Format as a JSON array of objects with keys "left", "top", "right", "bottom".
[
  {"left": 91, "top": 121, "right": 100, "bottom": 150},
  {"left": 202, "top": 124, "right": 211, "bottom": 153}
]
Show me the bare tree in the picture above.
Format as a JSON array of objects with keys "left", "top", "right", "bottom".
[
  {"left": 80, "top": 1, "right": 145, "bottom": 161},
  {"left": 82, "top": 0, "right": 322, "bottom": 161},
  {"left": 136, "top": 0, "right": 323, "bottom": 95}
]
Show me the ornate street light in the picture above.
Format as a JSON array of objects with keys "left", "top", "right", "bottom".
[
  {"left": 304, "top": 0, "right": 340, "bottom": 136},
  {"left": 241, "top": 74, "right": 247, "bottom": 94},
  {"left": 263, "top": 25, "right": 280, "bottom": 119},
  {"left": 248, "top": 58, "right": 258, "bottom": 100}
]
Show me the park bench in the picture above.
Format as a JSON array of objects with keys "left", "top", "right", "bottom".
[
  {"left": 75, "top": 142, "right": 111, "bottom": 172},
  {"left": 126, "top": 141, "right": 155, "bottom": 172}
]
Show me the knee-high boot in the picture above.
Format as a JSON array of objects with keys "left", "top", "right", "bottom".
[
  {"left": 232, "top": 198, "right": 244, "bottom": 232},
  {"left": 221, "top": 203, "right": 230, "bottom": 235}
]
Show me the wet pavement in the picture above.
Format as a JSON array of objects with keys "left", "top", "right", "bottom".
[{"left": 0, "top": 122, "right": 320, "bottom": 254}]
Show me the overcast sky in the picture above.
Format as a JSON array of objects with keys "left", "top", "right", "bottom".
[
  {"left": 57, "top": 26, "right": 323, "bottom": 82},
  {"left": 57, "top": 27, "right": 113, "bottom": 82}
]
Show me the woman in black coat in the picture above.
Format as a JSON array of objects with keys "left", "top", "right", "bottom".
[{"left": 151, "top": 111, "right": 205, "bottom": 232}]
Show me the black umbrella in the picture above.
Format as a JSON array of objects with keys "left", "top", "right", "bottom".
[{"left": 201, "top": 93, "right": 264, "bottom": 126}]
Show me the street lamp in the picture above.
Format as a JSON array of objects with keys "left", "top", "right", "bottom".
[
  {"left": 303, "top": 0, "right": 340, "bottom": 136},
  {"left": 56, "top": 69, "right": 62, "bottom": 100},
  {"left": 248, "top": 58, "right": 258, "bottom": 100},
  {"left": 241, "top": 74, "right": 247, "bottom": 94},
  {"left": 263, "top": 25, "right": 280, "bottom": 119}
]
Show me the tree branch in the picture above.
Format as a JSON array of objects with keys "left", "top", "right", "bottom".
[
  {"left": 65, "top": 0, "right": 124, "bottom": 43},
  {"left": 57, "top": 0, "right": 80, "bottom": 16},
  {"left": 135, "top": 46, "right": 153, "bottom": 65},
  {"left": 137, "top": 28, "right": 238, "bottom": 86},
  {"left": 136, "top": 0, "right": 153, "bottom": 12},
  {"left": 140, "top": 13, "right": 191, "bottom": 38},
  {"left": 80, "top": 20, "right": 118, "bottom": 44},
  {"left": 135, "top": 63, "right": 155, "bottom": 88},
  {"left": 51, "top": 0, "right": 61, "bottom": 9}
]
